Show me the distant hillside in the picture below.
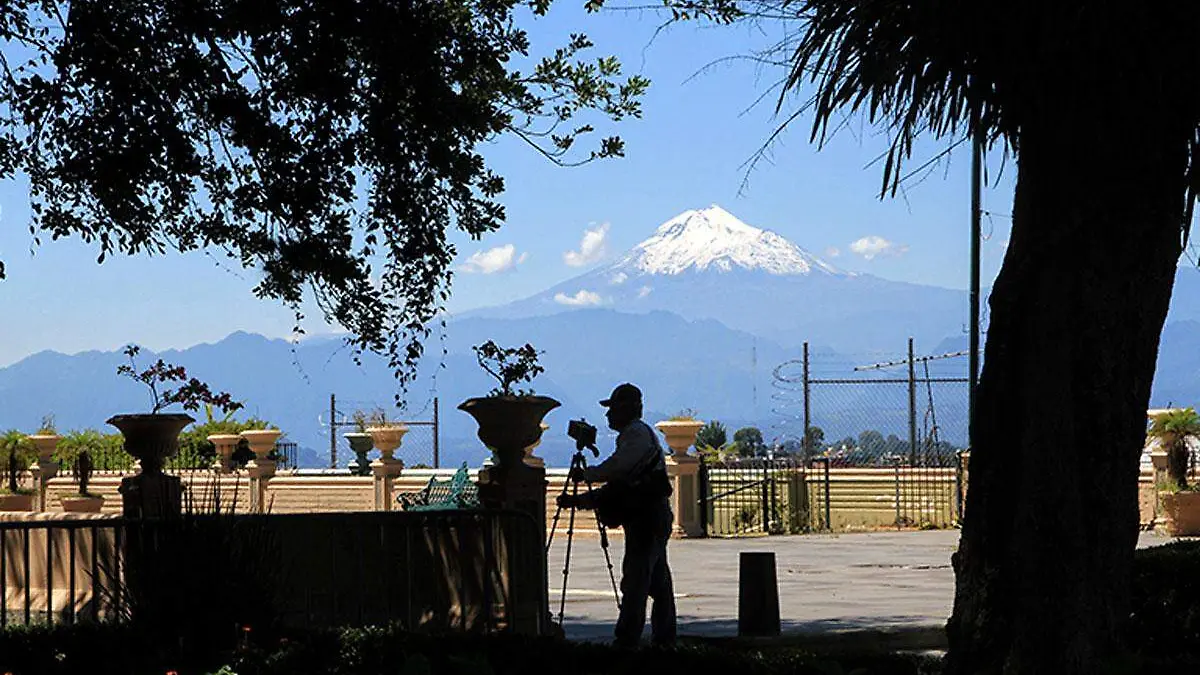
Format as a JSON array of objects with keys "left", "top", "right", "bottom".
[{"left": 0, "top": 311, "right": 807, "bottom": 468}]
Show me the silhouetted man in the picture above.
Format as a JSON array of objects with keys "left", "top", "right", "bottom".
[{"left": 559, "top": 382, "right": 677, "bottom": 647}]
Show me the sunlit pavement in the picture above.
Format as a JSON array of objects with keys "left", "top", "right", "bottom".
[{"left": 548, "top": 529, "right": 1177, "bottom": 644}]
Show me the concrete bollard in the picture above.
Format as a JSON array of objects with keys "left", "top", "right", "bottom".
[{"left": 738, "top": 551, "right": 781, "bottom": 637}]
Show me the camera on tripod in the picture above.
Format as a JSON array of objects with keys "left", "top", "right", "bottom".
[{"left": 567, "top": 418, "right": 598, "bottom": 455}]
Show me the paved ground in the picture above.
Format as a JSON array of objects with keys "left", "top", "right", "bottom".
[{"left": 548, "top": 529, "right": 1178, "bottom": 644}]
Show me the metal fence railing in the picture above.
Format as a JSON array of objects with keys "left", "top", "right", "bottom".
[
  {"left": 699, "top": 457, "right": 807, "bottom": 536},
  {"left": 51, "top": 438, "right": 298, "bottom": 473}
]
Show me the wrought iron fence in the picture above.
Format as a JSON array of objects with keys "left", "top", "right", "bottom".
[
  {"left": 698, "top": 456, "right": 807, "bottom": 536},
  {"left": 53, "top": 438, "right": 298, "bottom": 472}
]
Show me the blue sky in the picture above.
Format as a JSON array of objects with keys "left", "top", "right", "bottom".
[{"left": 0, "top": 4, "right": 1013, "bottom": 367}]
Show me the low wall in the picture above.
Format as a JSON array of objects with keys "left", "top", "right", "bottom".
[{"left": 1, "top": 510, "right": 547, "bottom": 635}]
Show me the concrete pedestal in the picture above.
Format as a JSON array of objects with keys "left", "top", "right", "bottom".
[
  {"left": 478, "top": 461, "right": 548, "bottom": 541},
  {"left": 30, "top": 461, "right": 59, "bottom": 512},
  {"left": 119, "top": 473, "right": 183, "bottom": 519},
  {"left": 371, "top": 457, "right": 404, "bottom": 511},
  {"left": 665, "top": 455, "right": 703, "bottom": 538},
  {"left": 656, "top": 419, "right": 705, "bottom": 538},
  {"left": 247, "top": 459, "right": 277, "bottom": 514}
]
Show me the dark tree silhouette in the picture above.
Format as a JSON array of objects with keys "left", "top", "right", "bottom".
[
  {"left": 732, "top": 426, "right": 764, "bottom": 457},
  {"left": 0, "top": 1, "right": 647, "bottom": 397},
  {"left": 696, "top": 420, "right": 728, "bottom": 450},
  {"left": 611, "top": 0, "right": 1200, "bottom": 671}
]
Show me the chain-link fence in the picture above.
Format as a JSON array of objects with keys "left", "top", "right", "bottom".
[
  {"left": 772, "top": 339, "right": 970, "bottom": 463},
  {"left": 326, "top": 395, "right": 441, "bottom": 470},
  {"left": 768, "top": 339, "right": 971, "bottom": 530}
]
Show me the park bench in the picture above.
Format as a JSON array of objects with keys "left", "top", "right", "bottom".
[{"left": 397, "top": 462, "right": 480, "bottom": 511}]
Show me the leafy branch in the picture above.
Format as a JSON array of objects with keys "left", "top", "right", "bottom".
[
  {"left": 0, "top": 0, "right": 650, "bottom": 398},
  {"left": 117, "top": 345, "right": 243, "bottom": 416},
  {"left": 472, "top": 341, "right": 545, "bottom": 397}
]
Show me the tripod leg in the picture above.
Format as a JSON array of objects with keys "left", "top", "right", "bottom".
[
  {"left": 598, "top": 524, "right": 621, "bottom": 610},
  {"left": 589, "top": 479, "right": 622, "bottom": 611},
  {"left": 547, "top": 452, "right": 584, "bottom": 553},
  {"left": 559, "top": 472, "right": 580, "bottom": 626}
]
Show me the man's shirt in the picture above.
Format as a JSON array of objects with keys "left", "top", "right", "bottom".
[{"left": 584, "top": 419, "right": 661, "bottom": 484}]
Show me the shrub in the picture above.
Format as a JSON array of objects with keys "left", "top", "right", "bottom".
[
  {"left": 0, "top": 624, "right": 942, "bottom": 675},
  {"left": 1128, "top": 540, "right": 1200, "bottom": 657},
  {"left": 56, "top": 429, "right": 131, "bottom": 471},
  {"left": 0, "top": 430, "right": 34, "bottom": 495}
]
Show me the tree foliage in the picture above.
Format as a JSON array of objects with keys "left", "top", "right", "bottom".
[
  {"left": 695, "top": 420, "right": 727, "bottom": 450},
  {"left": 732, "top": 426, "right": 763, "bottom": 457},
  {"left": 0, "top": 0, "right": 648, "bottom": 395}
]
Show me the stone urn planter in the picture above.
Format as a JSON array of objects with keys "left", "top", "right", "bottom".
[
  {"left": 459, "top": 396, "right": 560, "bottom": 468},
  {"left": 27, "top": 433, "right": 60, "bottom": 465},
  {"left": 0, "top": 493, "right": 34, "bottom": 511},
  {"left": 107, "top": 414, "right": 195, "bottom": 474},
  {"left": 1161, "top": 491, "right": 1200, "bottom": 536},
  {"left": 523, "top": 423, "right": 551, "bottom": 468},
  {"left": 207, "top": 434, "right": 242, "bottom": 473},
  {"left": 366, "top": 425, "right": 408, "bottom": 462},
  {"left": 108, "top": 413, "right": 194, "bottom": 519},
  {"left": 345, "top": 432, "right": 375, "bottom": 476},
  {"left": 61, "top": 495, "right": 105, "bottom": 513},
  {"left": 655, "top": 419, "right": 705, "bottom": 457},
  {"left": 240, "top": 429, "right": 283, "bottom": 462}
]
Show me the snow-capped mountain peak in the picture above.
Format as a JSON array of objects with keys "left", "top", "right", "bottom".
[{"left": 617, "top": 205, "right": 842, "bottom": 276}]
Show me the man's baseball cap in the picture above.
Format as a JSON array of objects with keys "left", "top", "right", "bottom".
[{"left": 600, "top": 383, "right": 642, "bottom": 407}]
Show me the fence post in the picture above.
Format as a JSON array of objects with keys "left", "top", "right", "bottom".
[
  {"left": 698, "top": 456, "right": 709, "bottom": 536},
  {"left": 433, "top": 397, "right": 441, "bottom": 469},
  {"left": 330, "top": 393, "right": 338, "bottom": 470},
  {"left": 908, "top": 337, "right": 918, "bottom": 466},
  {"left": 802, "top": 342, "right": 811, "bottom": 463}
]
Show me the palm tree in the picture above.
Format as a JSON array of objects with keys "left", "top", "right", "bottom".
[
  {"left": 669, "top": 1, "right": 1200, "bottom": 672},
  {"left": 1148, "top": 408, "right": 1200, "bottom": 490}
]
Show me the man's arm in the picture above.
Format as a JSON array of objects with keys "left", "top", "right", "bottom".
[{"left": 583, "top": 422, "right": 655, "bottom": 484}]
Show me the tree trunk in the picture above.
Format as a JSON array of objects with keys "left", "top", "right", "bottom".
[
  {"left": 1168, "top": 441, "right": 1190, "bottom": 490},
  {"left": 944, "top": 112, "right": 1189, "bottom": 674}
]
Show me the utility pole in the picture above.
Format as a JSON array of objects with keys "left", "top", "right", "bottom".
[
  {"left": 969, "top": 118, "right": 983, "bottom": 452},
  {"left": 329, "top": 393, "right": 337, "bottom": 470}
]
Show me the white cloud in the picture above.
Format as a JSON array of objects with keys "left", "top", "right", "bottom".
[
  {"left": 849, "top": 236, "right": 909, "bottom": 260},
  {"left": 564, "top": 223, "right": 610, "bottom": 267},
  {"left": 460, "top": 244, "right": 526, "bottom": 274},
  {"left": 825, "top": 247, "right": 841, "bottom": 258},
  {"left": 637, "top": 285, "right": 652, "bottom": 298},
  {"left": 554, "top": 289, "right": 605, "bottom": 306},
  {"left": 609, "top": 271, "right": 628, "bottom": 285}
]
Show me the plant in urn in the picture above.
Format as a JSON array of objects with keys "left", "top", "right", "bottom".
[
  {"left": 459, "top": 341, "right": 558, "bottom": 515},
  {"left": 109, "top": 345, "right": 242, "bottom": 518}
]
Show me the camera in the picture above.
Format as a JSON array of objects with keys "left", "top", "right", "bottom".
[{"left": 567, "top": 419, "right": 598, "bottom": 455}]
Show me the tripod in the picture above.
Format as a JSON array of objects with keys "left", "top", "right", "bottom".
[{"left": 546, "top": 446, "right": 621, "bottom": 628}]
